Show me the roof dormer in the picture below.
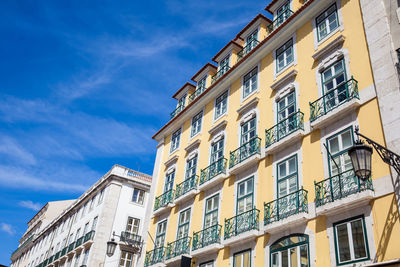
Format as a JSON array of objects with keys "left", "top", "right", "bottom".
[
  {"left": 211, "top": 39, "right": 243, "bottom": 84},
  {"left": 191, "top": 63, "right": 217, "bottom": 89},
  {"left": 170, "top": 82, "right": 196, "bottom": 119},
  {"left": 265, "top": 0, "right": 298, "bottom": 33}
]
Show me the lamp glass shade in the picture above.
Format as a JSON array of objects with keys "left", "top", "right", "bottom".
[
  {"left": 106, "top": 240, "right": 117, "bottom": 257},
  {"left": 348, "top": 143, "right": 373, "bottom": 180}
]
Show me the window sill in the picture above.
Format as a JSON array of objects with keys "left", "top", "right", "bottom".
[
  {"left": 241, "top": 89, "right": 259, "bottom": 104},
  {"left": 213, "top": 112, "right": 228, "bottom": 125},
  {"left": 275, "top": 62, "right": 296, "bottom": 80},
  {"left": 315, "top": 27, "right": 342, "bottom": 50}
]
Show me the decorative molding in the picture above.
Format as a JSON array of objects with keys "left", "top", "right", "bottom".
[
  {"left": 184, "top": 139, "right": 201, "bottom": 153},
  {"left": 270, "top": 69, "right": 298, "bottom": 90},
  {"left": 237, "top": 97, "right": 259, "bottom": 116},
  {"left": 164, "top": 155, "right": 178, "bottom": 167},
  {"left": 208, "top": 120, "right": 228, "bottom": 136},
  {"left": 276, "top": 83, "right": 296, "bottom": 101},
  {"left": 312, "top": 34, "right": 345, "bottom": 61}
]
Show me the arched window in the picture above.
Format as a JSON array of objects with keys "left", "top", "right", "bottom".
[{"left": 270, "top": 234, "right": 309, "bottom": 267}]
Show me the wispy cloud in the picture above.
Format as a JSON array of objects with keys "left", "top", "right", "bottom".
[
  {"left": 1, "top": 223, "right": 16, "bottom": 236},
  {"left": 0, "top": 136, "right": 36, "bottom": 166},
  {"left": 19, "top": 201, "right": 42, "bottom": 211}
]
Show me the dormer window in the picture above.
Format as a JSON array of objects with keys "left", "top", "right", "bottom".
[
  {"left": 276, "top": 1, "right": 291, "bottom": 27},
  {"left": 219, "top": 55, "right": 230, "bottom": 76},
  {"left": 245, "top": 30, "right": 259, "bottom": 54},
  {"left": 178, "top": 94, "right": 186, "bottom": 107},
  {"left": 197, "top": 76, "right": 207, "bottom": 93}
]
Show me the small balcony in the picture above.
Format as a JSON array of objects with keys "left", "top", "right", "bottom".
[
  {"left": 265, "top": 110, "right": 304, "bottom": 155},
  {"left": 174, "top": 175, "right": 199, "bottom": 204},
  {"left": 121, "top": 231, "right": 142, "bottom": 246},
  {"left": 310, "top": 78, "right": 360, "bottom": 128},
  {"left": 153, "top": 189, "right": 175, "bottom": 216},
  {"left": 267, "top": 8, "right": 294, "bottom": 33},
  {"left": 192, "top": 224, "right": 223, "bottom": 257},
  {"left": 144, "top": 247, "right": 165, "bottom": 267},
  {"left": 315, "top": 169, "right": 374, "bottom": 215},
  {"left": 223, "top": 208, "right": 260, "bottom": 246},
  {"left": 60, "top": 247, "right": 67, "bottom": 257},
  {"left": 188, "top": 87, "right": 206, "bottom": 103},
  {"left": 165, "top": 236, "right": 191, "bottom": 264},
  {"left": 170, "top": 104, "right": 185, "bottom": 119},
  {"left": 211, "top": 66, "right": 230, "bottom": 84},
  {"left": 83, "top": 230, "right": 95, "bottom": 247},
  {"left": 199, "top": 158, "right": 227, "bottom": 191},
  {"left": 67, "top": 242, "right": 75, "bottom": 254},
  {"left": 75, "top": 236, "right": 84, "bottom": 248},
  {"left": 237, "top": 39, "right": 260, "bottom": 62},
  {"left": 263, "top": 188, "right": 308, "bottom": 233},
  {"left": 229, "top": 137, "right": 261, "bottom": 174},
  {"left": 54, "top": 251, "right": 60, "bottom": 260}
]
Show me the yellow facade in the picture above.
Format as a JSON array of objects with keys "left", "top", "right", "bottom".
[{"left": 146, "top": 0, "right": 400, "bottom": 266}]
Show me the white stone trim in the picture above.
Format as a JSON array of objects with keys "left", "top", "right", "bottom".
[{"left": 240, "top": 62, "right": 261, "bottom": 103}]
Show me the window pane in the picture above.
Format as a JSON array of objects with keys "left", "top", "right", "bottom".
[
  {"left": 329, "top": 137, "right": 340, "bottom": 154},
  {"left": 300, "top": 245, "right": 308, "bottom": 267},
  {"left": 282, "top": 250, "right": 289, "bottom": 267},
  {"left": 337, "top": 224, "right": 351, "bottom": 262},
  {"left": 290, "top": 247, "right": 298, "bottom": 267},
  {"left": 243, "top": 251, "right": 250, "bottom": 267},
  {"left": 341, "top": 131, "right": 352, "bottom": 150},
  {"left": 351, "top": 220, "right": 367, "bottom": 259},
  {"left": 272, "top": 253, "right": 279, "bottom": 267}
]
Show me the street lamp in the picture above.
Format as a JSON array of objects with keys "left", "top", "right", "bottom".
[
  {"left": 106, "top": 238, "right": 117, "bottom": 257},
  {"left": 106, "top": 231, "right": 143, "bottom": 257}
]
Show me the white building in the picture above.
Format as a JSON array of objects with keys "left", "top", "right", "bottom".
[{"left": 10, "top": 164, "right": 155, "bottom": 267}]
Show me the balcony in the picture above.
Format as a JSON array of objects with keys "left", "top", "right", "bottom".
[
  {"left": 54, "top": 251, "right": 60, "bottom": 260},
  {"left": 67, "top": 242, "right": 75, "bottom": 254},
  {"left": 237, "top": 39, "right": 260, "bottom": 62},
  {"left": 263, "top": 188, "right": 308, "bottom": 233},
  {"left": 153, "top": 189, "right": 175, "bottom": 216},
  {"left": 144, "top": 247, "right": 165, "bottom": 267},
  {"left": 192, "top": 224, "right": 223, "bottom": 257},
  {"left": 83, "top": 230, "right": 95, "bottom": 246},
  {"left": 315, "top": 169, "right": 374, "bottom": 215},
  {"left": 75, "top": 236, "right": 84, "bottom": 248},
  {"left": 121, "top": 231, "right": 142, "bottom": 245},
  {"left": 165, "top": 236, "right": 191, "bottom": 264},
  {"left": 170, "top": 104, "right": 185, "bottom": 119},
  {"left": 229, "top": 137, "right": 261, "bottom": 174},
  {"left": 223, "top": 208, "right": 260, "bottom": 246},
  {"left": 60, "top": 247, "right": 67, "bottom": 257},
  {"left": 310, "top": 78, "right": 360, "bottom": 128},
  {"left": 267, "top": 8, "right": 294, "bottom": 33},
  {"left": 199, "top": 158, "right": 227, "bottom": 191},
  {"left": 174, "top": 175, "right": 199, "bottom": 204},
  {"left": 265, "top": 111, "right": 304, "bottom": 155},
  {"left": 211, "top": 66, "right": 230, "bottom": 84},
  {"left": 188, "top": 87, "right": 206, "bottom": 103},
  {"left": 11, "top": 234, "right": 35, "bottom": 260}
]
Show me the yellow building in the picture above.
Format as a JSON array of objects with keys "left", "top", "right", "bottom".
[{"left": 145, "top": 0, "right": 400, "bottom": 266}]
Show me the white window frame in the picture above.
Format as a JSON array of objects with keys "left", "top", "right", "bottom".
[
  {"left": 132, "top": 188, "right": 145, "bottom": 204},
  {"left": 242, "top": 66, "right": 258, "bottom": 100},
  {"left": 191, "top": 111, "right": 203, "bottom": 138},
  {"left": 170, "top": 128, "right": 182, "bottom": 153},
  {"left": 214, "top": 90, "right": 228, "bottom": 121},
  {"left": 273, "top": 34, "right": 297, "bottom": 79}
]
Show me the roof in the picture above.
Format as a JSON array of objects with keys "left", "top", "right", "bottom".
[
  {"left": 211, "top": 39, "right": 243, "bottom": 62},
  {"left": 265, "top": 0, "right": 280, "bottom": 13},
  {"left": 190, "top": 63, "right": 217, "bottom": 82},
  {"left": 236, "top": 13, "right": 272, "bottom": 39},
  {"left": 172, "top": 82, "right": 196, "bottom": 99}
]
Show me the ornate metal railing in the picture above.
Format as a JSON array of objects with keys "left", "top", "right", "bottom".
[
  {"left": 165, "top": 236, "right": 191, "bottom": 260},
  {"left": 60, "top": 247, "right": 67, "bottom": 257},
  {"left": 175, "top": 175, "right": 198, "bottom": 199},
  {"left": 154, "top": 189, "right": 175, "bottom": 211},
  {"left": 315, "top": 169, "right": 373, "bottom": 207},
  {"left": 267, "top": 8, "right": 294, "bottom": 33},
  {"left": 264, "top": 188, "right": 308, "bottom": 225},
  {"left": 121, "top": 231, "right": 142, "bottom": 245},
  {"left": 229, "top": 137, "right": 261, "bottom": 168},
  {"left": 237, "top": 39, "right": 260, "bottom": 62},
  {"left": 199, "top": 158, "right": 227, "bottom": 185},
  {"left": 265, "top": 110, "right": 304, "bottom": 147},
  {"left": 67, "top": 242, "right": 75, "bottom": 253},
  {"left": 48, "top": 255, "right": 54, "bottom": 263},
  {"left": 310, "top": 77, "right": 359, "bottom": 122},
  {"left": 43, "top": 258, "right": 49, "bottom": 266},
  {"left": 170, "top": 104, "right": 185, "bottom": 119},
  {"left": 212, "top": 66, "right": 230, "bottom": 84},
  {"left": 84, "top": 230, "right": 95, "bottom": 243},
  {"left": 54, "top": 251, "right": 60, "bottom": 260},
  {"left": 144, "top": 247, "right": 165, "bottom": 267},
  {"left": 189, "top": 87, "right": 206, "bottom": 103},
  {"left": 192, "top": 224, "right": 222, "bottom": 251},
  {"left": 224, "top": 208, "right": 259, "bottom": 240},
  {"left": 75, "top": 236, "right": 84, "bottom": 247}
]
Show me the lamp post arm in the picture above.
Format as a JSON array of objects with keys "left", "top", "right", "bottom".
[
  {"left": 323, "top": 143, "right": 341, "bottom": 173},
  {"left": 147, "top": 231, "right": 156, "bottom": 247}
]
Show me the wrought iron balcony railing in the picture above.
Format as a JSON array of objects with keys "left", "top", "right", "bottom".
[
  {"left": 237, "top": 39, "right": 260, "bottom": 62},
  {"left": 267, "top": 8, "right": 294, "bottom": 33},
  {"left": 199, "top": 158, "right": 227, "bottom": 185},
  {"left": 60, "top": 247, "right": 67, "bottom": 257},
  {"left": 175, "top": 175, "right": 198, "bottom": 199},
  {"left": 212, "top": 66, "right": 230, "bottom": 84},
  {"left": 144, "top": 247, "right": 165, "bottom": 267},
  {"left": 121, "top": 231, "right": 142, "bottom": 245},
  {"left": 48, "top": 255, "right": 54, "bottom": 263},
  {"left": 192, "top": 224, "right": 222, "bottom": 251},
  {"left": 264, "top": 188, "right": 308, "bottom": 225},
  {"left": 224, "top": 207, "right": 259, "bottom": 240},
  {"left": 165, "top": 236, "right": 191, "bottom": 260},
  {"left": 43, "top": 258, "right": 49, "bottom": 266},
  {"left": 75, "top": 236, "right": 84, "bottom": 247},
  {"left": 54, "top": 251, "right": 60, "bottom": 260},
  {"left": 67, "top": 242, "right": 75, "bottom": 253},
  {"left": 188, "top": 87, "right": 206, "bottom": 103},
  {"left": 310, "top": 77, "right": 359, "bottom": 122},
  {"left": 315, "top": 169, "right": 373, "bottom": 207},
  {"left": 265, "top": 110, "right": 304, "bottom": 148},
  {"left": 154, "top": 189, "right": 175, "bottom": 211},
  {"left": 170, "top": 104, "right": 185, "bottom": 119},
  {"left": 229, "top": 137, "right": 261, "bottom": 168},
  {"left": 84, "top": 230, "right": 95, "bottom": 243}
]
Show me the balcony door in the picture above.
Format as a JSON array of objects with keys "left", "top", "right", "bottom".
[
  {"left": 277, "top": 156, "right": 298, "bottom": 216},
  {"left": 155, "top": 220, "right": 167, "bottom": 248},
  {"left": 277, "top": 91, "right": 296, "bottom": 138},
  {"left": 164, "top": 171, "right": 175, "bottom": 193},
  {"left": 176, "top": 208, "right": 191, "bottom": 239},
  {"left": 271, "top": 234, "right": 309, "bottom": 267},
  {"left": 276, "top": 1, "right": 290, "bottom": 26},
  {"left": 322, "top": 59, "right": 347, "bottom": 111}
]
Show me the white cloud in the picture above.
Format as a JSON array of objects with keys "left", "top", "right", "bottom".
[
  {"left": 1, "top": 223, "right": 16, "bottom": 235},
  {"left": 0, "top": 136, "right": 36, "bottom": 165},
  {"left": 19, "top": 200, "right": 42, "bottom": 211}
]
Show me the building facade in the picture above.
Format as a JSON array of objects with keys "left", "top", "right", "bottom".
[
  {"left": 10, "top": 165, "right": 154, "bottom": 267},
  {"left": 146, "top": 0, "right": 400, "bottom": 267}
]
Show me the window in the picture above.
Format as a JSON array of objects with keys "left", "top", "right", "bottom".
[
  {"left": 210, "top": 138, "right": 224, "bottom": 164},
  {"left": 91, "top": 216, "right": 98, "bottom": 231},
  {"left": 316, "top": 4, "right": 339, "bottom": 41},
  {"left": 243, "top": 67, "right": 258, "bottom": 98},
  {"left": 126, "top": 217, "right": 140, "bottom": 234},
  {"left": 75, "top": 228, "right": 81, "bottom": 241},
  {"left": 98, "top": 189, "right": 105, "bottom": 205},
  {"left": 191, "top": 111, "right": 203, "bottom": 137},
  {"left": 164, "top": 170, "right": 175, "bottom": 192},
  {"left": 197, "top": 76, "right": 207, "bottom": 93},
  {"left": 200, "top": 261, "right": 214, "bottom": 267},
  {"left": 215, "top": 91, "right": 228, "bottom": 119},
  {"left": 321, "top": 59, "right": 347, "bottom": 111},
  {"left": 277, "top": 155, "right": 298, "bottom": 198},
  {"left": 83, "top": 222, "right": 89, "bottom": 235},
  {"left": 82, "top": 248, "right": 90, "bottom": 266},
  {"left": 276, "top": 39, "right": 294, "bottom": 72},
  {"left": 119, "top": 251, "right": 134, "bottom": 267},
  {"left": 334, "top": 216, "right": 369, "bottom": 265},
  {"left": 178, "top": 94, "right": 186, "bottom": 108},
  {"left": 132, "top": 188, "right": 145, "bottom": 204},
  {"left": 73, "top": 253, "right": 81, "bottom": 267},
  {"left": 81, "top": 204, "right": 87, "bottom": 218},
  {"left": 219, "top": 55, "right": 230, "bottom": 75},
  {"left": 234, "top": 249, "right": 251, "bottom": 267},
  {"left": 277, "top": 91, "right": 296, "bottom": 137},
  {"left": 177, "top": 208, "right": 191, "bottom": 239},
  {"left": 204, "top": 194, "right": 219, "bottom": 228},
  {"left": 270, "top": 234, "right": 309, "bottom": 267},
  {"left": 327, "top": 127, "right": 354, "bottom": 176},
  {"left": 155, "top": 220, "right": 167, "bottom": 247},
  {"left": 89, "top": 197, "right": 95, "bottom": 210},
  {"left": 246, "top": 30, "right": 258, "bottom": 52},
  {"left": 237, "top": 177, "right": 254, "bottom": 214},
  {"left": 185, "top": 155, "right": 197, "bottom": 179},
  {"left": 275, "top": 1, "right": 290, "bottom": 26},
  {"left": 241, "top": 117, "right": 257, "bottom": 145},
  {"left": 170, "top": 129, "right": 181, "bottom": 152}
]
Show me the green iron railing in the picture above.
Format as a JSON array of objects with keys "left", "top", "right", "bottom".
[
  {"left": 48, "top": 255, "right": 54, "bottom": 263},
  {"left": 170, "top": 104, "right": 185, "bottom": 119},
  {"left": 67, "top": 242, "right": 75, "bottom": 253},
  {"left": 144, "top": 247, "right": 165, "bottom": 267},
  {"left": 212, "top": 66, "right": 230, "bottom": 84},
  {"left": 188, "top": 87, "right": 206, "bottom": 103},
  {"left": 84, "top": 230, "right": 95, "bottom": 243},
  {"left": 43, "top": 259, "right": 49, "bottom": 266},
  {"left": 199, "top": 158, "right": 227, "bottom": 185},
  {"left": 165, "top": 236, "right": 191, "bottom": 260},
  {"left": 267, "top": 8, "right": 294, "bottom": 33},
  {"left": 229, "top": 137, "right": 261, "bottom": 168},
  {"left": 75, "top": 236, "right": 84, "bottom": 247},
  {"left": 61, "top": 247, "right": 67, "bottom": 257},
  {"left": 310, "top": 77, "right": 359, "bottom": 122},
  {"left": 121, "top": 231, "right": 142, "bottom": 244},
  {"left": 265, "top": 111, "right": 304, "bottom": 147},
  {"left": 192, "top": 224, "right": 221, "bottom": 251},
  {"left": 224, "top": 208, "right": 260, "bottom": 240},
  {"left": 264, "top": 188, "right": 308, "bottom": 225},
  {"left": 154, "top": 189, "right": 175, "bottom": 211},
  {"left": 54, "top": 251, "right": 60, "bottom": 260},
  {"left": 11, "top": 234, "right": 35, "bottom": 258},
  {"left": 315, "top": 169, "right": 373, "bottom": 207},
  {"left": 175, "top": 175, "right": 198, "bottom": 199},
  {"left": 237, "top": 39, "right": 260, "bottom": 62}
]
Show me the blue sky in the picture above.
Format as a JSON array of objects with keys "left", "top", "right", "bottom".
[{"left": 0, "top": 0, "right": 270, "bottom": 264}]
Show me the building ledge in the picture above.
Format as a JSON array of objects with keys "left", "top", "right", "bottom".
[
  {"left": 312, "top": 34, "right": 345, "bottom": 61},
  {"left": 229, "top": 153, "right": 261, "bottom": 175},
  {"left": 152, "top": 203, "right": 175, "bottom": 218},
  {"left": 270, "top": 69, "right": 298, "bottom": 90},
  {"left": 198, "top": 173, "right": 227, "bottom": 192},
  {"left": 174, "top": 189, "right": 199, "bottom": 205},
  {"left": 164, "top": 254, "right": 190, "bottom": 266},
  {"left": 164, "top": 155, "right": 178, "bottom": 167},
  {"left": 265, "top": 129, "right": 305, "bottom": 156},
  {"left": 263, "top": 212, "right": 308, "bottom": 234},
  {"left": 222, "top": 229, "right": 260, "bottom": 247},
  {"left": 237, "top": 97, "right": 259, "bottom": 116},
  {"left": 184, "top": 139, "right": 201, "bottom": 153},
  {"left": 191, "top": 243, "right": 223, "bottom": 257},
  {"left": 208, "top": 120, "right": 228, "bottom": 136}
]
